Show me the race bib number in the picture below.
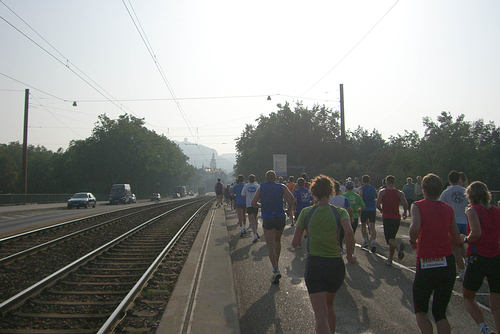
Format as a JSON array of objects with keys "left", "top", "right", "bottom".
[{"left": 420, "top": 257, "right": 447, "bottom": 269}]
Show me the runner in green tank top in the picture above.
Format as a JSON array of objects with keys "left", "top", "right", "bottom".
[{"left": 292, "top": 175, "right": 356, "bottom": 334}]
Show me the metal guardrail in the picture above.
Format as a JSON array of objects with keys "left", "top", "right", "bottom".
[
  {"left": 0, "top": 193, "right": 107, "bottom": 205},
  {"left": 1, "top": 191, "right": 496, "bottom": 206}
]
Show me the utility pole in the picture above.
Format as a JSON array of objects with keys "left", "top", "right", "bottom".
[
  {"left": 339, "top": 83, "right": 345, "bottom": 143},
  {"left": 22, "top": 88, "right": 29, "bottom": 203}
]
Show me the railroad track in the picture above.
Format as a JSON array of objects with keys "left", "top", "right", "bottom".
[
  {"left": 0, "top": 198, "right": 213, "bottom": 333},
  {"left": 0, "top": 200, "right": 184, "bottom": 261},
  {"left": 0, "top": 198, "right": 204, "bottom": 305}
]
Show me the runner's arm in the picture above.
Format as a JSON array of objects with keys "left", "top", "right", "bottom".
[
  {"left": 399, "top": 191, "right": 409, "bottom": 219},
  {"left": 409, "top": 204, "right": 420, "bottom": 248},
  {"left": 251, "top": 188, "right": 261, "bottom": 207},
  {"left": 292, "top": 227, "right": 304, "bottom": 248},
  {"left": 341, "top": 217, "right": 356, "bottom": 263},
  {"left": 283, "top": 185, "right": 295, "bottom": 215},
  {"left": 449, "top": 216, "right": 463, "bottom": 245},
  {"left": 358, "top": 195, "right": 365, "bottom": 214},
  {"left": 465, "top": 207, "right": 482, "bottom": 242},
  {"left": 376, "top": 190, "right": 384, "bottom": 212},
  {"left": 344, "top": 198, "right": 353, "bottom": 220}
]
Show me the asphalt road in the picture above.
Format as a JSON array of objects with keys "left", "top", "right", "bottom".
[
  {"left": 0, "top": 200, "right": 148, "bottom": 238},
  {"left": 227, "top": 207, "right": 494, "bottom": 334}
]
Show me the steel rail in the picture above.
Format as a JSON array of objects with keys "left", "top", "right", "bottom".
[
  {"left": 97, "top": 199, "right": 213, "bottom": 333},
  {"left": 0, "top": 199, "right": 204, "bottom": 315},
  {"left": 0, "top": 197, "right": 188, "bottom": 243},
  {"left": 0, "top": 200, "right": 193, "bottom": 264}
]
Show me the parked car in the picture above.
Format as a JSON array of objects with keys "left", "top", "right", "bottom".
[
  {"left": 151, "top": 193, "right": 161, "bottom": 201},
  {"left": 67, "top": 192, "right": 96, "bottom": 209},
  {"left": 188, "top": 190, "right": 194, "bottom": 196},
  {"left": 130, "top": 194, "right": 137, "bottom": 203},
  {"left": 109, "top": 184, "right": 133, "bottom": 204}
]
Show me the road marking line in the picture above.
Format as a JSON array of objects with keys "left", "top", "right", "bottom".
[{"left": 355, "top": 243, "right": 492, "bottom": 313}]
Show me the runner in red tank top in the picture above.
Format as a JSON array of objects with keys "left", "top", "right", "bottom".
[
  {"left": 409, "top": 174, "right": 462, "bottom": 333},
  {"left": 376, "top": 175, "right": 408, "bottom": 266},
  {"left": 462, "top": 181, "right": 500, "bottom": 334}
]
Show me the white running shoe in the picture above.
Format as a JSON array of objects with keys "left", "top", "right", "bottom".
[{"left": 252, "top": 234, "right": 258, "bottom": 243}]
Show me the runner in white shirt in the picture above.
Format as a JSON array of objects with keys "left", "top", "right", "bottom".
[
  {"left": 440, "top": 170, "right": 468, "bottom": 280},
  {"left": 241, "top": 174, "right": 260, "bottom": 243}
]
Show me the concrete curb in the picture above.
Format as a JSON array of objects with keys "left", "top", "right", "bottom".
[{"left": 156, "top": 204, "right": 240, "bottom": 334}]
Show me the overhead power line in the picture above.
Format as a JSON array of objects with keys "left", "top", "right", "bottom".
[
  {"left": 0, "top": 71, "right": 67, "bottom": 101},
  {"left": 0, "top": 3, "right": 149, "bottom": 121},
  {"left": 121, "top": 0, "right": 195, "bottom": 137},
  {"left": 0, "top": 13, "right": 122, "bottom": 109},
  {"left": 68, "top": 93, "right": 337, "bottom": 103},
  {"left": 302, "top": 0, "right": 400, "bottom": 95},
  {"left": 29, "top": 104, "right": 83, "bottom": 137}
]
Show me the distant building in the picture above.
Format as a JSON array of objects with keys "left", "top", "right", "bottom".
[{"left": 210, "top": 153, "right": 217, "bottom": 170}]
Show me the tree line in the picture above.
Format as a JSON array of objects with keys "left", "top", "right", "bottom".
[
  {"left": 0, "top": 114, "right": 195, "bottom": 198},
  {"left": 235, "top": 102, "right": 500, "bottom": 191}
]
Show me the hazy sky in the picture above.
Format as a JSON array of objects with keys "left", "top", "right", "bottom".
[{"left": 1, "top": 0, "right": 499, "bottom": 156}]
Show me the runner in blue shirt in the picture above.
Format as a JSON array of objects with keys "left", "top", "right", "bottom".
[
  {"left": 252, "top": 170, "right": 294, "bottom": 284},
  {"left": 293, "top": 177, "right": 312, "bottom": 227},
  {"left": 359, "top": 174, "right": 378, "bottom": 252}
]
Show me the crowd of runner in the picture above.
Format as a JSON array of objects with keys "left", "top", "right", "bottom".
[{"left": 215, "top": 170, "right": 500, "bottom": 334}]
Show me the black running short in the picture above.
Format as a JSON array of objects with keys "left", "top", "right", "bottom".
[
  {"left": 382, "top": 218, "right": 400, "bottom": 243},
  {"left": 263, "top": 216, "right": 286, "bottom": 230},
  {"left": 246, "top": 207, "right": 258, "bottom": 216},
  {"left": 361, "top": 210, "right": 376, "bottom": 223},
  {"left": 413, "top": 255, "right": 456, "bottom": 321},
  {"left": 463, "top": 254, "right": 500, "bottom": 293},
  {"left": 305, "top": 256, "right": 345, "bottom": 294}
]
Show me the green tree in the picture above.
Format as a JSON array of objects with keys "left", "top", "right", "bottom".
[
  {"left": 61, "top": 114, "right": 194, "bottom": 197},
  {"left": 235, "top": 102, "right": 341, "bottom": 179},
  {"left": 235, "top": 105, "right": 500, "bottom": 192}
]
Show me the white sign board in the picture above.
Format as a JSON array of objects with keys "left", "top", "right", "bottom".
[{"left": 273, "top": 154, "right": 287, "bottom": 177}]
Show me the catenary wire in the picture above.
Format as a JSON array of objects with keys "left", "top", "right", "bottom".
[
  {"left": 0, "top": 14, "right": 129, "bottom": 113},
  {"left": 121, "top": 0, "right": 195, "bottom": 137},
  {"left": 302, "top": 0, "right": 400, "bottom": 95},
  {"left": 0, "top": 71, "right": 67, "bottom": 101},
  {"left": 0, "top": 8, "right": 156, "bottom": 126}
]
